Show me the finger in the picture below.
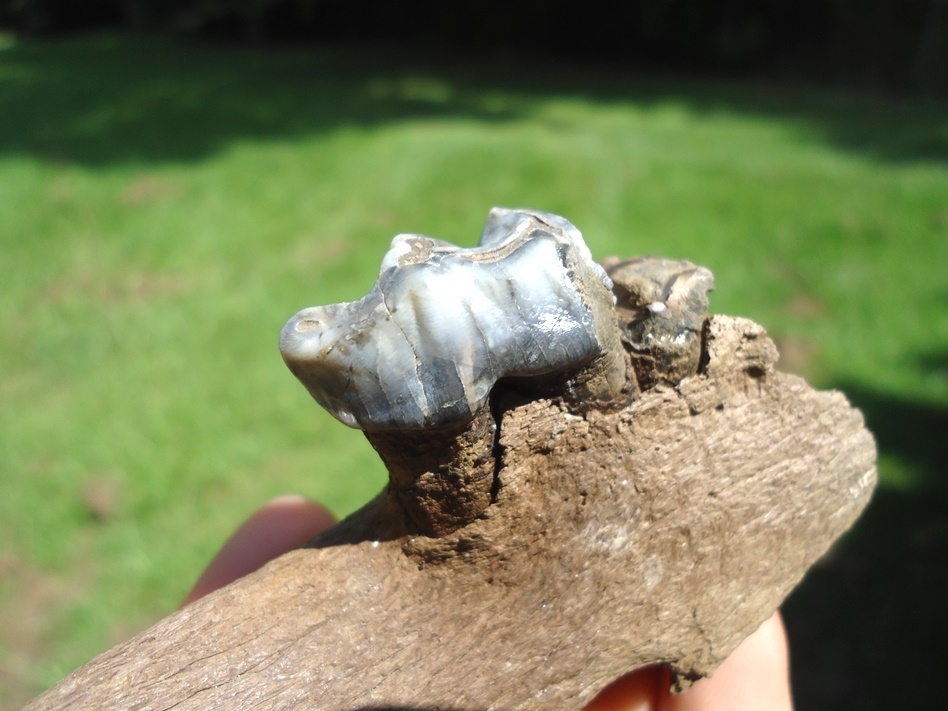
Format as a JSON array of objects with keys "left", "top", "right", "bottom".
[
  {"left": 584, "top": 666, "right": 668, "bottom": 711},
  {"left": 661, "top": 612, "right": 792, "bottom": 711},
  {"left": 182, "top": 495, "right": 336, "bottom": 606},
  {"left": 584, "top": 612, "right": 791, "bottom": 711}
]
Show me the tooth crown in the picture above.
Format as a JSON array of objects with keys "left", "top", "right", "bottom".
[{"left": 280, "top": 208, "right": 618, "bottom": 431}]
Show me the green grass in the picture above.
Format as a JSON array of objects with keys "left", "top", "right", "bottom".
[{"left": 1, "top": 33, "right": 946, "bottom": 709}]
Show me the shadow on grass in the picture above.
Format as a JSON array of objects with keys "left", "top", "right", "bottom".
[
  {"left": 1, "top": 34, "right": 946, "bottom": 167},
  {"left": 783, "top": 376, "right": 948, "bottom": 710}
]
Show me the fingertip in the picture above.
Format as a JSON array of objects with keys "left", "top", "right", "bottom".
[
  {"left": 585, "top": 666, "right": 668, "bottom": 711},
  {"left": 182, "top": 495, "right": 337, "bottom": 606},
  {"left": 662, "top": 612, "right": 792, "bottom": 711},
  {"left": 262, "top": 494, "right": 337, "bottom": 534}
]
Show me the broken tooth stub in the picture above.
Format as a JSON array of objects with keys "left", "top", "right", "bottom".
[
  {"left": 603, "top": 256, "right": 715, "bottom": 389},
  {"left": 280, "top": 208, "right": 626, "bottom": 431}
]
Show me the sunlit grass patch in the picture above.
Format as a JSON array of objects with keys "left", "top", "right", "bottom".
[{"left": 0, "top": 33, "right": 946, "bottom": 708}]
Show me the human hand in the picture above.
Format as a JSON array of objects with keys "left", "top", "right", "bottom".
[
  {"left": 583, "top": 612, "right": 791, "bottom": 711},
  {"left": 181, "top": 494, "right": 335, "bottom": 606},
  {"left": 184, "top": 496, "right": 793, "bottom": 711}
]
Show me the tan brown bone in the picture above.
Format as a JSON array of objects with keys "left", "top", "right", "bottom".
[{"left": 27, "top": 258, "right": 876, "bottom": 711}]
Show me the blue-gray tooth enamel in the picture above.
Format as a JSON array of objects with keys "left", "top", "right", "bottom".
[{"left": 280, "top": 208, "right": 624, "bottom": 431}]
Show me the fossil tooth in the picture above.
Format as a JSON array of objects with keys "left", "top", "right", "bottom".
[
  {"left": 280, "top": 208, "right": 625, "bottom": 431},
  {"left": 604, "top": 257, "right": 715, "bottom": 389}
]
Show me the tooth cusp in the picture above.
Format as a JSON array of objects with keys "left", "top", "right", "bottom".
[{"left": 280, "top": 208, "right": 625, "bottom": 430}]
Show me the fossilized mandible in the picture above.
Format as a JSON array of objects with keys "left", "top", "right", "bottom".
[{"left": 280, "top": 208, "right": 626, "bottom": 430}]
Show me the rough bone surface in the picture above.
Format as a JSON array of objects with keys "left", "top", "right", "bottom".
[{"left": 26, "top": 213, "right": 877, "bottom": 711}]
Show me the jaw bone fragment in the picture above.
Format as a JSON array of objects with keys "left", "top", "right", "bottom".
[{"left": 280, "top": 208, "right": 626, "bottom": 431}]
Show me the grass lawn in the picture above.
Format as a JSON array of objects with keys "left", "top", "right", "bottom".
[{"left": 1, "top": 33, "right": 946, "bottom": 709}]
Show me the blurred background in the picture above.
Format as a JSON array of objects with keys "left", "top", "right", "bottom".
[{"left": 0, "top": 1, "right": 945, "bottom": 708}]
